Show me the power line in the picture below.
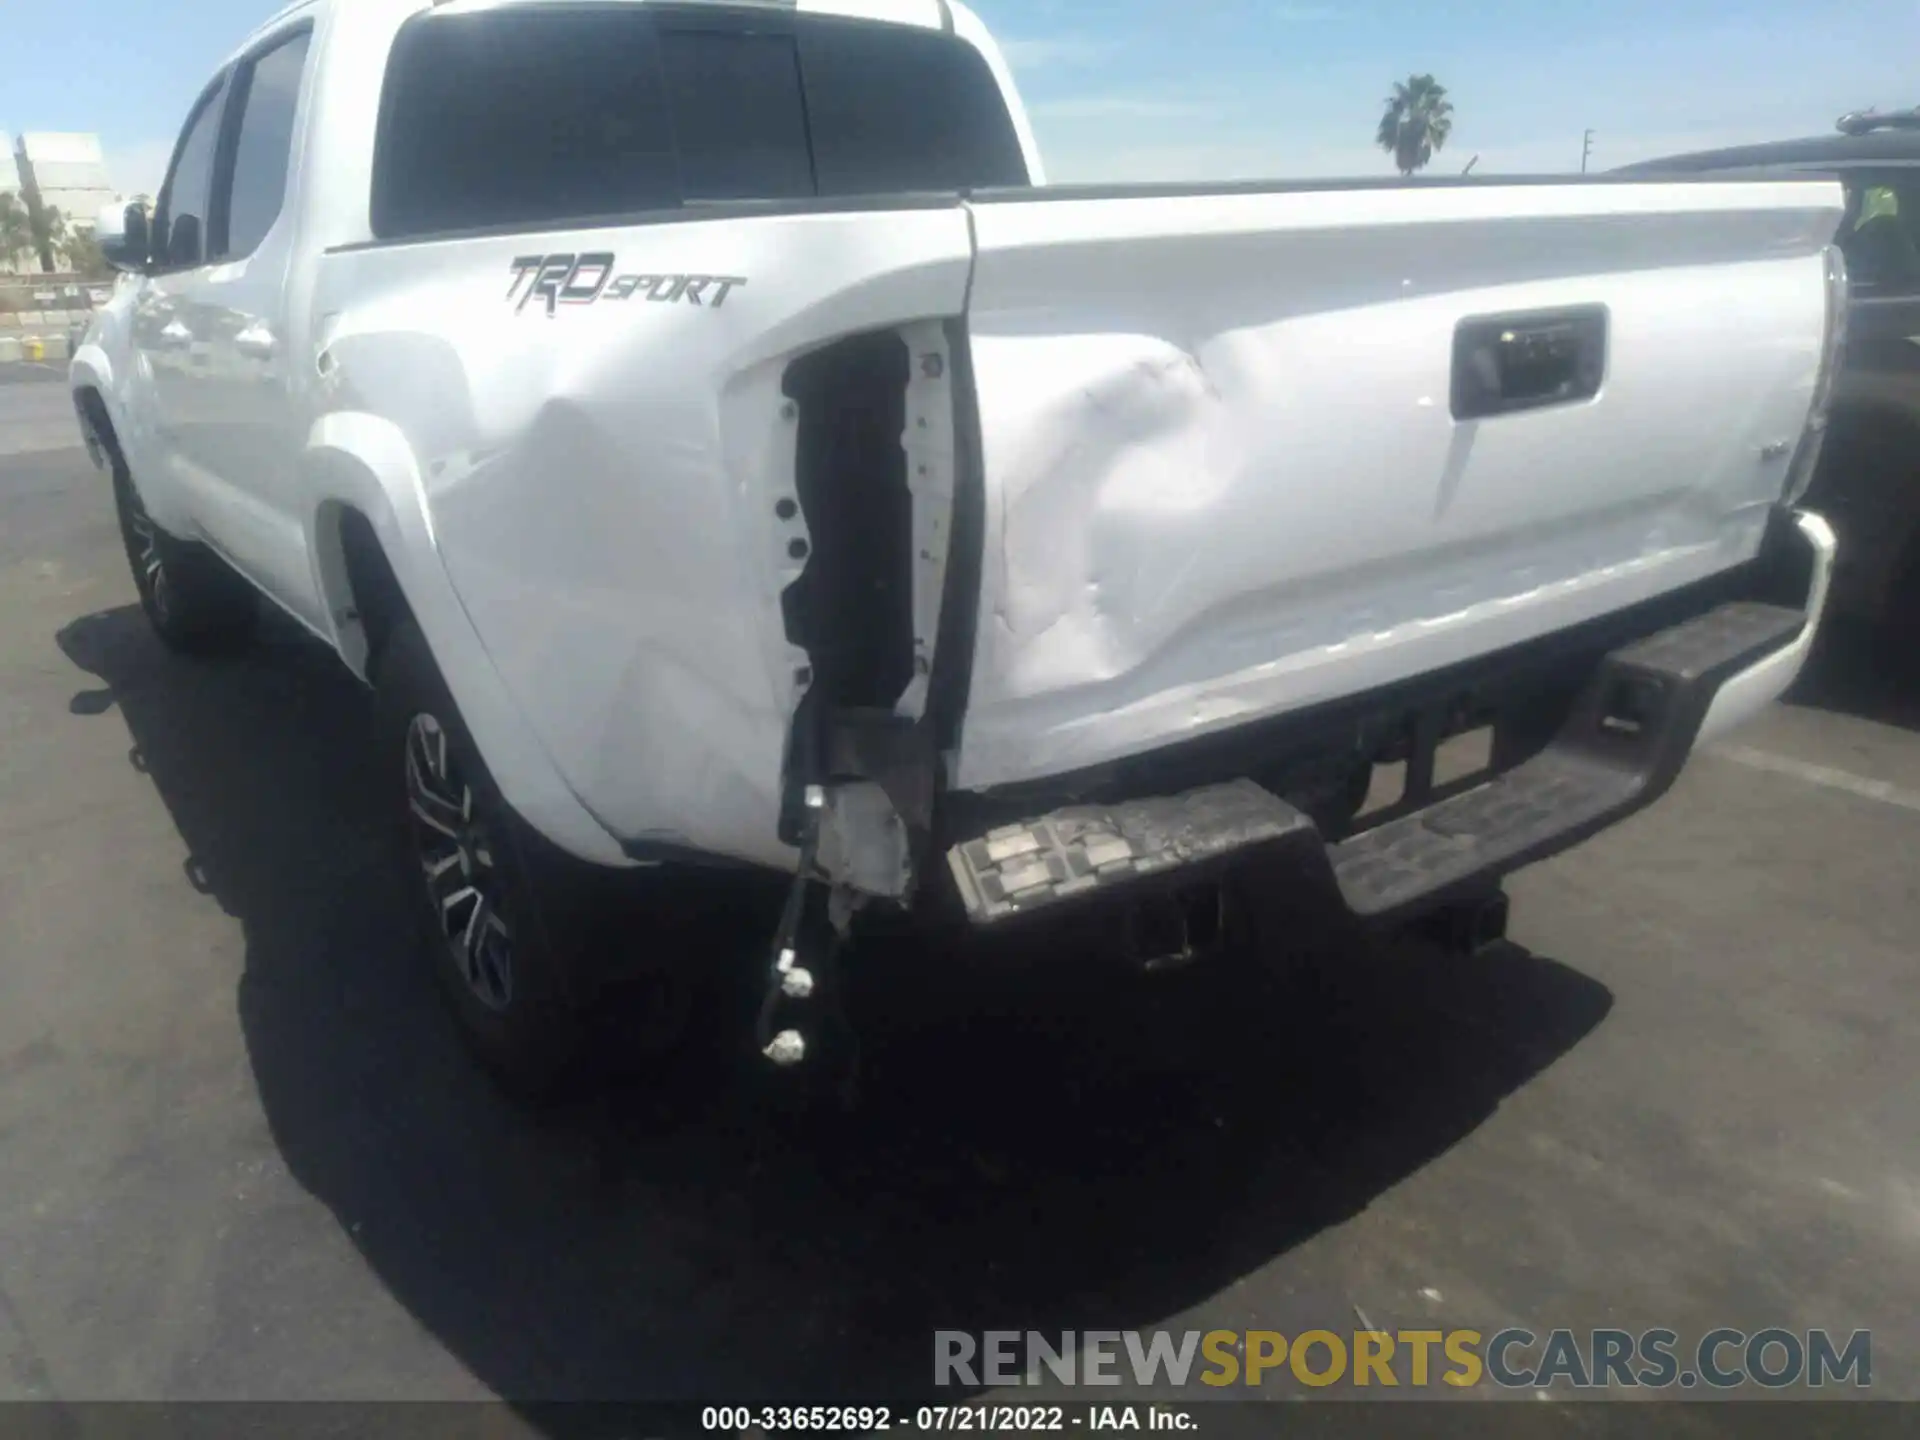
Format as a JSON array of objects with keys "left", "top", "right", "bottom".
[{"left": 1581, "top": 129, "right": 1595, "bottom": 173}]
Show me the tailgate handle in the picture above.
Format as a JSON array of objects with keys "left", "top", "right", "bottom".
[{"left": 1451, "top": 306, "right": 1607, "bottom": 420}]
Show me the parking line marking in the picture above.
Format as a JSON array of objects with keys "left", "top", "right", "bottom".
[{"left": 1708, "top": 743, "right": 1920, "bottom": 815}]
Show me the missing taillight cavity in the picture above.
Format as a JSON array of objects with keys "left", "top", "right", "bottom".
[
  {"left": 774, "top": 322, "right": 960, "bottom": 902},
  {"left": 780, "top": 331, "right": 914, "bottom": 711}
]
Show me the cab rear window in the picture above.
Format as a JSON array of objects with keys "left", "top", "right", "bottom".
[
  {"left": 798, "top": 17, "right": 1029, "bottom": 195},
  {"left": 369, "top": 6, "right": 1028, "bottom": 242}
]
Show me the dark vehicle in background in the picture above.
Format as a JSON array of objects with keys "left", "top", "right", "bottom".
[{"left": 1627, "top": 111, "right": 1920, "bottom": 625}]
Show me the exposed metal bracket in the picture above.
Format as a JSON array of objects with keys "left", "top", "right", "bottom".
[
  {"left": 894, "top": 319, "right": 957, "bottom": 721},
  {"left": 814, "top": 780, "right": 913, "bottom": 901}
]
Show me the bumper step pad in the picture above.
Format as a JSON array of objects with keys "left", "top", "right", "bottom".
[
  {"left": 1334, "top": 601, "right": 1803, "bottom": 918},
  {"left": 1606, "top": 600, "right": 1805, "bottom": 683},
  {"left": 1329, "top": 753, "right": 1635, "bottom": 916},
  {"left": 945, "top": 779, "right": 1314, "bottom": 924},
  {"left": 944, "top": 598, "right": 1806, "bottom": 929}
]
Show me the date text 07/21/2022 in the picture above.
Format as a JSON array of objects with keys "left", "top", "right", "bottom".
[{"left": 699, "top": 1404, "right": 1191, "bottom": 1432}]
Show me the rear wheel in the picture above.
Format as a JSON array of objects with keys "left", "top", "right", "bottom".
[
  {"left": 111, "top": 461, "right": 257, "bottom": 654},
  {"left": 374, "top": 618, "right": 697, "bottom": 1100}
]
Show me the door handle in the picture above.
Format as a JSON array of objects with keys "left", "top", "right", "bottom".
[
  {"left": 157, "top": 320, "right": 193, "bottom": 349},
  {"left": 234, "top": 324, "right": 277, "bottom": 360},
  {"left": 1451, "top": 306, "right": 1608, "bottom": 420}
]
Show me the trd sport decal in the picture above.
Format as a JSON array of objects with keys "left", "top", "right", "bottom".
[{"left": 506, "top": 253, "right": 747, "bottom": 316}]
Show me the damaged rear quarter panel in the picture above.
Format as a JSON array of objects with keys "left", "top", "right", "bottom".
[{"left": 317, "top": 207, "right": 972, "bottom": 870}]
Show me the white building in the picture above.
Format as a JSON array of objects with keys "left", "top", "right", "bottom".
[
  {"left": 0, "top": 131, "right": 25, "bottom": 276},
  {"left": 17, "top": 133, "right": 115, "bottom": 225},
  {"left": 2, "top": 132, "right": 116, "bottom": 272}
]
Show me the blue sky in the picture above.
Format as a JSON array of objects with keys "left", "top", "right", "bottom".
[{"left": 5, "top": 0, "right": 1914, "bottom": 195}]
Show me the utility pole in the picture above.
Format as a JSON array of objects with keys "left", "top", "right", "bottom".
[{"left": 1581, "top": 129, "right": 1595, "bottom": 173}]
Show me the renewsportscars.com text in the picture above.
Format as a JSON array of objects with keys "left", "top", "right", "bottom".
[{"left": 934, "top": 1328, "right": 1872, "bottom": 1391}]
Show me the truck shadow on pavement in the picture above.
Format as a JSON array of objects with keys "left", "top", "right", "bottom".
[
  {"left": 1788, "top": 613, "right": 1920, "bottom": 733},
  {"left": 57, "top": 603, "right": 1613, "bottom": 1408}
]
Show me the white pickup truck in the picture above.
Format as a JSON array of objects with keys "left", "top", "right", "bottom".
[{"left": 72, "top": 0, "right": 1846, "bottom": 1095}]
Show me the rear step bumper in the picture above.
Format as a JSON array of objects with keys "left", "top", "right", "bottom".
[{"left": 945, "top": 510, "right": 1835, "bottom": 929}]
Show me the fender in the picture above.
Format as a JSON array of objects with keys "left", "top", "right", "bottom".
[
  {"left": 302, "top": 412, "right": 634, "bottom": 868},
  {"left": 69, "top": 349, "right": 118, "bottom": 473},
  {"left": 70, "top": 340, "right": 167, "bottom": 505},
  {"left": 71, "top": 309, "right": 172, "bottom": 480},
  {"left": 70, "top": 326, "right": 118, "bottom": 403},
  {"left": 74, "top": 314, "right": 209, "bottom": 525}
]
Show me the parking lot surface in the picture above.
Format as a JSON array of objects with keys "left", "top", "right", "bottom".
[{"left": 1, "top": 366, "right": 1916, "bottom": 1415}]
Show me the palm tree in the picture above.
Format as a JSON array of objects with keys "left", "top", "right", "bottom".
[
  {"left": 28, "top": 201, "right": 70, "bottom": 273},
  {"left": 0, "top": 192, "right": 32, "bottom": 271},
  {"left": 64, "top": 225, "right": 111, "bottom": 279},
  {"left": 1377, "top": 74, "right": 1455, "bottom": 176}
]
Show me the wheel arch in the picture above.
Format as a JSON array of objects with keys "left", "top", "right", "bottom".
[
  {"left": 70, "top": 380, "right": 120, "bottom": 475},
  {"left": 302, "top": 429, "right": 421, "bottom": 683},
  {"left": 309, "top": 490, "right": 409, "bottom": 681},
  {"left": 301, "top": 413, "right": 633, "bottom": 868}
]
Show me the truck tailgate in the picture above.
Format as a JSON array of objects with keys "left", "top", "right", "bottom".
[{"left": 951, "top": 179, "right": 1843, "bottom": 791}]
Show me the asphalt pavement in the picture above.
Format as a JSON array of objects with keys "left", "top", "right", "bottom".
[{"left": 0, "top": 365, "right": 1916, "bottom": 1417}]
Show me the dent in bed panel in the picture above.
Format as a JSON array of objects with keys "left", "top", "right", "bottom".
[{"left": 952, "top": 206, "right": 1829, "bottom": 790}]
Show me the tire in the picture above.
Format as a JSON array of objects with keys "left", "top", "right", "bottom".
[
  {"left": 1888, "top": 527, "right": 1920, "bottom": 636},
  {"left": 110, "top": 458, "right": 257, "bottom": 654},
  {"left": 372, "top": 618, "right": 696, "bottom": 1100}
]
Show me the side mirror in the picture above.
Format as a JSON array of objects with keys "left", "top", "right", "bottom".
[{"left": 93, "top": 201, "right": 151, "bottom": 272}]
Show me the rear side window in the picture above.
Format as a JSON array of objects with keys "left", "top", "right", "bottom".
[
  {"left": 799, "top": 18, "right": 1028, "bottom": 195},
  {"left": 372, "top": 8, "right": 679, "bottom": 240},
  {"left": 370, "top": 7, "right": 1028, "bottom": 241}
]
